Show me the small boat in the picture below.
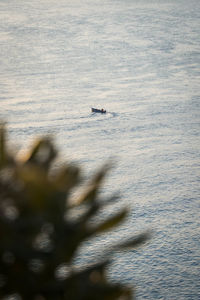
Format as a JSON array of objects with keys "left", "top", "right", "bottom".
[{"left": 91, "top": 107, "right": 106, "bottom": 113}]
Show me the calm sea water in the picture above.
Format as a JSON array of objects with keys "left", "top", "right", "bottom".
[{"left": 1, "top": 0, "right": 200, "bottom": 299}]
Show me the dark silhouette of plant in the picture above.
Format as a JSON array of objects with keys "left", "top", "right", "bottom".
[{"left": 0, "top": 124, "right": 149, "bottom": 300}]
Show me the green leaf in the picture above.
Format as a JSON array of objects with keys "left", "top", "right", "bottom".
[
  {"left": 76, "top": 184, "right": 99, "bottom": 205},
  {"left": 54, "top": 164, "right": 80, "bottom": 191},
  {"left": 24, "top": 138, "right": 56, "bottom": 169},
  {"left": 78, "top": 203, "right": 99, "bottom": 224},
  {"left": 91, "top": 163, "right": 112, "bottom": 187},
  {"left": 116, "top": 231, "right": 151, "bottom": 251},
  {"left": 0, "top": 124, "right": 6, "bottom": 167},
  {"left": 90, "top": 209, "right": 127, "bottom": 234}
]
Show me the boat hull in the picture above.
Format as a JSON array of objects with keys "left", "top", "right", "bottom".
[{"left": 91, "top": 108, "right": 106, "bottom": 113}]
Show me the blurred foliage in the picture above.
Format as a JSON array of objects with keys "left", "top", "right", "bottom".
[{"left": 0, "top": 124, "right": 149, "bottom": 300}]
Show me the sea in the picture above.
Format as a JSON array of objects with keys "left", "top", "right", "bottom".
[{"left": 0, "top": 0, "right": 200, "bottom": 299}]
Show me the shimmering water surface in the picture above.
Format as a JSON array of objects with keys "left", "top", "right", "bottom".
[{"left": 1, "top": 0, "right": 200, "bottom": 299}]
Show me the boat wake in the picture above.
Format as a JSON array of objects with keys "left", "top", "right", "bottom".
[{"left": 107, "top": 111, "right": 118, "bottom": 117}]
